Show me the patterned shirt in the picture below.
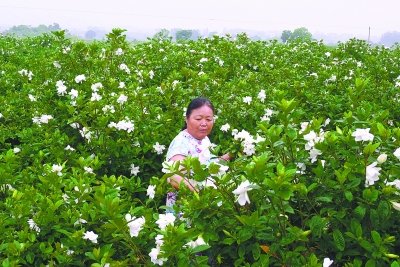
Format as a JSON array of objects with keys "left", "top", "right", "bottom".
[{"left": 166, "top": 129, "right": 215, "bottom": 165}]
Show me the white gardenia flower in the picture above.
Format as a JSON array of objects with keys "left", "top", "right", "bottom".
[
  {"left": 64, "top": 145, "right": 75, "bottom": 151},
  {"left": 257, "top": 89, "right": 266, "bottom": 102},
  {"left": 74, "top": 218, "right": 87, "bottom": 225},
  {"left": 70, "top": 122, "right": 80, "bottom": 129},
  {"left": 309, "top": 148, "right": 322, "bottom": 163},
  {"left": 84, "top": 166, "right": 94, "bottom": 174},
  {"left": 130, "top": 164, "right": 140, "bottom": 176},
  {"left": 56, "top": 80, "right": 67, "bottom": 96},
  {"left": 296, "top": 162, "right": 306, "bottom": 174},
  {"left": 365, "top": 162, "right": 381, "bottom": 187},
  {"left": 386, "top": 179, "right": 400, "bottom": 190},
  {"left": 147, "top": 185, "right": 156, "bottom": 199},
  {"left": 13, "top": 147, "right": 21, "bottom": 154},
  {"left": 125, "top": 214, "right": 145, "bottom": 237},
  {"left": 233, "top": 180, "right": 255, "bottom": 206},
  {"left": 323, "top": 257, "right": 333, "bottom": 267},
  {"left": 0, "top": 113, "right": 3, "bottom": 118},
  {"left": 117, "top": 94, "right": 128, "bottom": 104},
  {"left": 27, "top": 218, "right": 41, "bottom": 233},
  {"left": 51, "top": 164, "right": 63, "bottom": 176},
  {"left": 108, "top": 119, "right": 134, "bottom": 133},
  {"left": 53, "top": 61, "right": 61, "bottom": 68},
  {"left": 153, "top": 142, "right": 166, "bottom": 155},
  {"left": 90, "top": 92, "right": 102, "bottom": 101},
  {"left": 391, "top": 201, "right": 400, "bottom": 211},
  {"left": 149, "top": 246, "right": 167, "bottom": 266},
  {"left": 352, "top": 128, "right": 374, "bottom": 142},
  {"left": 156, "top": 213, "right": 176, "bottom": 230},
  {"left": 115, "top": 48, "right": 124, "bottom": 56},
  {"left": 243, "top": 96, "right": 252, "bottom": 105},
  {"left": 155, "top": 234, "right": 164, "bottom": 246},
  {"left": 394, "top": 148, "right": 400, "bottom": 160},
  {"left": 69, "top": 89, "right": 78, "bottom": 99},
  {"left": 102, "top": 105, "right": 115, "bottom": 114},
  {"left": 149, "top": 70, "right": 155, "bottom": 79},
  {"left": 118, "top": 82, "right": 126, "bottom": 88},
  {"left": 377, "top": 153, "right": 387, "bottom": 164},
  {"left": 185, "top": 236, "right": 207, "bottom": 249},
  {"left": 161, "top": 161, "right": 173, "bottom": 174},
  {"left": 28, "top": 94, "right": 37, "bottom": 102},
  {"left": 324, "top": 118, "right": 331, "bottom": 127},
  {"left": 79, "top": 127, "right": 92, "bottom": 142},
  {"left": 119, "top": 63, "right": 131, "bottom": 74},
  {"left": 32, "top": 114, "right": 53, "bottom": 126},
  {"left": 261, "top": 108, "right": 274, "bottom": 121},
  {"left": 220, "top": 123, "right": 230, "bottom": 132},
  {"left": 91, "top": 82, "right": 103, "bottom": 92},
  {"left": 83, "top": 231, "right": 98, "bottom": 243},
  {"left": 75, "top": 74, "right": 86, "bottom": 83},
  {"left": 299, "top": 122, "right": 309, "bottom": 134}
]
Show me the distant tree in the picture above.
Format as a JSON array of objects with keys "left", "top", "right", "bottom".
[
  {"left": 48, "top": 23, "right": 61, "bottom": 31},
  {"left": 292, "top": 27, "right": 312, "bottom": 41},
  {"left": 380, "top": 31, "right": 400, "bottom": 47},
  {"left": 281, "top": 27, "right": 313, "bottom": 43},
  {"left": 85, "top": 30, "right": 97, "bottom": 40},
  {"left": 175, "top": 30, "right": 192, "bottom": 41},
  {"left": 153, "top": 29, "right": 171, "bottom": 40},
  {"left": 281, "top": 30, "right": 292, "bottom": 43},
  {"left": 3, "top": 23, "right": 61, "bottom": 37}
]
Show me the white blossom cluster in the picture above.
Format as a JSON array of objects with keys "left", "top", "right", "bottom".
[
  {"left": 108, "top": 118, "right": 134, "bottom": 133},
  {"left": 232, "top": 129, "right": 265, "bottom": 156},
  {"left": 303, "top": 129, "right": 325, "bottom": 163},
  {"left": 90, "top": 82, "right": 103, "bottom": 102},
  {"left": 18, "top": 69, "right": 33, "bottom": 80},
  {"left": 148, "top": 213, "right": 176, "bottom": 265},
  {"left": 32, "top": 114, "right": 53, "bottom": 126}
]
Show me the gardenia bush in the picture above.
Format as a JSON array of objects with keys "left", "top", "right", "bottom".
[{"left": 0, "top": 29, "right": 400, "bottom": 266}]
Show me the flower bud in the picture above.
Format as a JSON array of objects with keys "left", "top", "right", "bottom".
[
  {"left": 377, "top": 153, "right": 387, "bottom": 164},
  {"left": 391, "top": 201, "right": 400, "bottom": 211}
]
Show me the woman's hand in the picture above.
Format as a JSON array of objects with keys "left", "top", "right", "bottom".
[
  {"left": 220, "top": 152, "right": 232, "bottom": 161},
  {"left": 167, "top": 154, "right": 198, "bottom": 192}
]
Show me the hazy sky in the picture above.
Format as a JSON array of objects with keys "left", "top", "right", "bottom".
[{"left": 0, "top": 0, "right": 399, "bottom": 39}]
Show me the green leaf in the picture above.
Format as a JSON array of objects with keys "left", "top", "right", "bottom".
[
  {"left": 350, "top": 219, "right": 363, "bottom": 238},
  {"left": 191, "top": 244, "right": 211, "bottom": 254},
  {"left": 363, "top": 142, "right": 380, "bottom": 156},
  {"left": 354, "top": 206, "right": 366, "bottom": 220},
  {"left": 362, "top": 188, "right": 379, "bottom": 202},
  {"left": 365, "top": 259, "right": 376, "bottom": 267},
  {"left": 333, "top": 229, "right": 345, "bottom": 251},
  {"left": 308, "top": 215, "right": 326, "bottom": 237},
  {"left": 315, "top": 196, "right": 332, "bottom": 203},
  {"left": 344, "top": 191, "right": 353, "bottom": 201},
  {"left": 371, "top": 230, "right": 382, "bottom": 245}
]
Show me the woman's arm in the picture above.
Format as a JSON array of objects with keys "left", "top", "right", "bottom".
[{"left": 167, "top": 154, "right": 198, "bottom": 192}]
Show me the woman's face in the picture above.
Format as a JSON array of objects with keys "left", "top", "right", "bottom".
[{"left": 186, "top": 105, "right": 214, "bottom": 140}]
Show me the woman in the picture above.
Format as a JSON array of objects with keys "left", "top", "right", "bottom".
[{"left": 165, "top": 97, "right": 230, "bottom": 211}]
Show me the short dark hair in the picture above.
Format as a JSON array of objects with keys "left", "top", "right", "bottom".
[{"left": 182, "top": 97, "right": 214, "bottom": 130}]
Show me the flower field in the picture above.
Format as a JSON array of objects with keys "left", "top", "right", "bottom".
[{"left": 1, "top": 29, "right": 400, "bottom": 266}]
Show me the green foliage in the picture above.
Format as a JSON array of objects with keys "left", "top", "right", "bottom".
[{"left": 0, "top": 30, "right": 400, "bottom": 266}]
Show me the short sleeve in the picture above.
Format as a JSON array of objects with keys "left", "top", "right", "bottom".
[{"left": 166, "top": 132, "right": 190, "bottom": 161}]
